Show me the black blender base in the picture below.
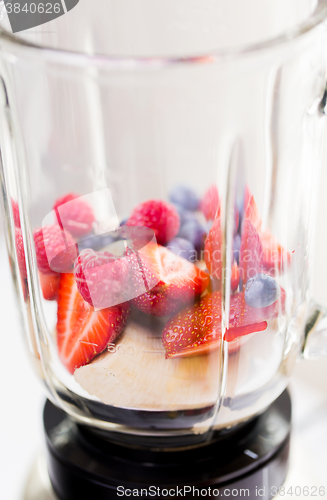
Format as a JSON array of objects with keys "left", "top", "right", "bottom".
[{"left": 44, "top": 390, "right": 291, "bottom": 500}]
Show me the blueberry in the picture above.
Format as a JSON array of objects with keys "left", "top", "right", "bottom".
[
  {"left": 178, "top": 219, "right": 206, "bottom": 251},
  {"left": 233, "top": 234, "right": 241, "bottom": 264},
  {"left": 169, "top": 185, "right": 200, "bottom": 212},
  {"left": 120, "top": 218, "right": 128, "bottom": 226},
  {"left": 234, "top": 208, "right": 239, "bottom": 235},
  {"left": 78, "top": 233, "right": 116, "bottom": 252},
  {"left": 173, "top": 203, "right": 195, "bottom": 226},
  {"left": 167, "top": 237, "right": 196, "bottom": 262},
  {"left": 244, "top": 273, "right": 280, "bottom": 308}
]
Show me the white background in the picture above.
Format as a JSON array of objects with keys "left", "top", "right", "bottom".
[{"left": 0, "top": 146, "right": 327, "bottom": 500}]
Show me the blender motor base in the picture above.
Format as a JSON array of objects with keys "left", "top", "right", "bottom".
[{"left": 43, "top": 391, "right": 291, "bottom": 500}]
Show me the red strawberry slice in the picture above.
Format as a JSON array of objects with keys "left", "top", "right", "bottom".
[
  {"left": 240, "top": 218, "right": 263, "bottom": 283},
  {"left": 12, "top": 198, "right": 21, "bottom": 228},
  {"left": 201, "top": 185, "right": 219, "bottom": 221},
  {"left": 225, "top": 288, "right": 285, "bottom": 341},
  {"left": 204, "top": 206, "right": 222, "bottom": 281},
  {"left": 40, "top": 272, "right": 60, "bottom": 301},
  {"left": 231, "top": 262, "right": 240, "bottom": 292},
  {"left": 204, "top": 207, "right": 239, "bottom": 292},
  {"left": 57, "top": 273, "right": 130, "bottom": 373},
  {"left": 244, "top": 194, "right": 261, "bottom": 231},
  {"left": 132, "top": 245, "right": 209, "bottom": 316},
  {"left": 239, "top": 195, "right": 263, "bottom": 284},
  {"left": 162, "top": 289, "right": 284, "bottom": 358},
  {"left": 260, "top": 231, "right": 291, "bottom": 274},
  {"left": 241, "top": 193, "right": 291, "bottom": 276}
]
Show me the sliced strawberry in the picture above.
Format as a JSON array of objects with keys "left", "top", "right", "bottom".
[
  {"left": 12, "top": 198, "right": 21, "bottom": 228},
  {"left": 201, "top": 185, "right": 219, "bottom": 221},
  {"left": 240, "top": 193, "right": 291, "bottom": 277},
  {"left": 225, "top": 288, "right": 285, "bottom": 341},
  {"left": 204, "top": 207, "right": 239, "bottom": 292},
  {"left": 163, "top": 292, "right": 222, "bottom": 358},
  {"left": 56, "top": 273, "right": 130, "bottom": 373},
  {"left": 132, "top": 245, "right": 209, "bottom": 316},
  {"left": 244, "top": 194, "right": 261, "bottom": 231},
  {"left": 40, "top": 272, "right": 60, "bottom": 301},
  {"left": 204, "top": 206, "right": 222, "bottom": 281},
  {"left": 239, "top": 195, "right": 263, "bottom": 284},
  {"left": 239, "top": 218, "right": 263, "bottom": 283},
  {"left": 260, "top": 231, "right": 291, "bottom": 274},
  {"left": 231, "top": 262, "right": 240, "bottom": 292},
  {"left": 162, "top": 289, "right": 284, "bottom": 358}
]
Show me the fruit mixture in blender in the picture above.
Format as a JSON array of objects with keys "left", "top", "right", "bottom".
[{"left": 13, "top": 186, "right": 290, "bottom": 410}]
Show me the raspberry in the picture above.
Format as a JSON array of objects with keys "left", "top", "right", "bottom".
[
  {"left": 12, "top": 198, "right": 21, "bottom": 228},
  {"left": 74, "top": 249, "right": 130, "bottom": 309},
  {"left": 34, "top": 225, "right": 77, "bottom": 274},
  {"left": 127, "top": 200, "right": 180, "bottom": 245},
  {"left": 53, "top": 193, "right": 95, "bottom": 238},
  {"left": 201, "top": 185, "right": 219, "bottom": 221},
  {"left": 15, "top": 228, "right": 27, "bottom": 279}
]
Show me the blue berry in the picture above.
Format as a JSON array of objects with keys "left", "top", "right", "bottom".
[
  {"left": 120, "top": 218, "right": 128, "bottom": 226},
  {"left": 178, "top": 219, "right": 206, "bottom": 251},
  {"left": 234, "top": 207, "right": 239, "bottom": 235},
  {"left": 173, "top": 203, "right": 195, "bottom": 226},
  {"left": 78, "top": 233, "right": 116, "bottom": 252},
  {"left": 167, "top": 237, "right": 196, "bottom": 262},
  {"left": 169, "top": 185, "right": 200, "bottom": 212},
  {"left": 244, "top": 273, "right": 280, "bottom": 308},
  {"left": 233, "top": 234, "right": 241, "bottom": 264}
]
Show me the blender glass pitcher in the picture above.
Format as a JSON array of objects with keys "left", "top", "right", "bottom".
[{"left": 0, "top": 0, "right": 327, "bottom": 444}]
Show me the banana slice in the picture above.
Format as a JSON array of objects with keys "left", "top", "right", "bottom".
[{"left": 74, "top": 319, "right": 221, "bottom": 411}]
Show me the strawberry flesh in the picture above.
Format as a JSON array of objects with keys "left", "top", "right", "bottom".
[
  {"left": 239, "top": 219, "right": 263, "bottom": 283},
  {"left": 204, "top": 206, "right": 222, "bottom": 281},
  {"left": 260, "top": 231, "right": 291, "bottom": 274},
  {"left": 132, "top": 245, "right": 209, "bottom": 316},
  {"left": 40, "top": 272, "right": 60, "bottom": 301},
  {"left": 231, "top": 262, "right": 240, "bottom": 292},
  {"left": 57, "top": 273, "right": 130, "bottom": 373},
  {"left": 240, "top": 194, "right": 291, "bottom": 278},
  {"left": 162, "top": 289, "right": 285, "bottom": 358},
  {"left": 225, "top": 289, "right": 285, "bottom": 341},
  {"left": 201, "top": 185, "right": 219, "bottom": 221}
]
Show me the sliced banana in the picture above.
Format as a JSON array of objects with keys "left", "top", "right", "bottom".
[{"left": 74, "top": 319, "right": 221, "bottom": 411}]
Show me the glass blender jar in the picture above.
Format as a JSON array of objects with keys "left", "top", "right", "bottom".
[{"left": 0, "top": 1, "right": 327, "bottom": 498}]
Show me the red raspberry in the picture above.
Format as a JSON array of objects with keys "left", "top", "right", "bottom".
[
  {"left": 53, "top": 193, "right": 95, "bottom": 238},
  {"left": 74, "top": 249, "right": 130, "bottom": 309},
  {"left": 201, "top": 185, "right": 219, "bottom": 221},
  {"left": 127, "top": 200, "right": 180, "bottom": 245},
  {"left": 15, "top": 228, "right": 27, "bottom": 279},
  {"left": 34, "top": 225, "right": 77, "bottom": 274},
  {"left": 12, "top": 198, "right": 21, "bottom": 228}
]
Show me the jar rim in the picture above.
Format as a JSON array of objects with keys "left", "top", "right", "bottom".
[{"left": 0, "top": 2, "right": 327, "bottom": 69}]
